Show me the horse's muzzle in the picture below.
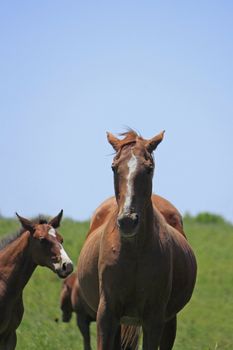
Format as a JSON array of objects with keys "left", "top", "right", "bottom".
[
  {"left": 56, "top": 261, "right": 73, "bottom": 279},
  {"left": 117, "top": 212, "right": 139, "bottom": 237}
]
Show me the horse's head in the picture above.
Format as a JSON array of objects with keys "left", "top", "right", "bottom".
[
  {"left": 16, "top": 210, "right": 73, "bottom": 278},
  {"left": 107, "top": 129, "right": 164, "bottom": 238}
]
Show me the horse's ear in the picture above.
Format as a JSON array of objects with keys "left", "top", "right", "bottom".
[
  {"left": 16, "top": 213, "right": 34, "bottom": 233},
  {"left": 145, "top": 130, "right": 165, "bottom": 153},
  {"left": 49, "top": 210, "right": 63, "bottom": 228},
  {"left": 107, "top": 132, "right": 120, "bottom": 151}
]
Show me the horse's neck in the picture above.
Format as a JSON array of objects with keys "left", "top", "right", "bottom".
[
  {"left": 138, "top": 201, "right": 160, "bottom": 243},
  {"left": 0, "top": 232, "right": 36, "bottom": 297}
]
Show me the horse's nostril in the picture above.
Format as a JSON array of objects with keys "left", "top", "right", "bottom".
[
  {"left": 132, "top": 213, "right": 139, "bottom": 224},
  {"left": 117, "top": 213, "right": 139, "bottom": 234},
  {"left": 62, "top": 263, "right": 67, "bottom": 271}
]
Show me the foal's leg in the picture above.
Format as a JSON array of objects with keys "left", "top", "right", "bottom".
[
  {"left": 76, "top": 312, "right": 92, "bottom": 350},
  {"left": 159, "top": 316, "right": 177, "bottom": 350},
  {"left": 96, "top": 297, "right": 119, "bottom": 350}
]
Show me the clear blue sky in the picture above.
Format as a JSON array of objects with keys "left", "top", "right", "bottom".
[{"left": 1, "top": 1, "right": 233, "bottom": 222}]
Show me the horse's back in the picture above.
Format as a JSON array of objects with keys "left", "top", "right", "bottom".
[
  {"left": 89, "top": 197, "right": 115, "bottom": 233},
  {"left": 89, "top": 194, "right": 184, "bottom": 236},
  {"left": 152, "top": 194, "right": 185, "bottom": 236}
]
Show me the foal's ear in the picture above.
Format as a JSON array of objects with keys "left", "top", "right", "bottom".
[
  {"left": 48, "top": 209, "right": 63, "bottom": 228},
  {"left": 107, "top": 132, "right": 120, "bottom": 151},
  {"left": 145, "top": 130, "right": 165, "bottom": 153},
  {"left": 16, "top": 213, "right": 34, "bottom": 233}
]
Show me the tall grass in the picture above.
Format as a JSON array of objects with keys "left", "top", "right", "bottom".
[{"left": 0, "top": 215, "right": 232, "bottom": 349}]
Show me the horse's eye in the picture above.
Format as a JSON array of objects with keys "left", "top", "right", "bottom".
[{"left": 111, "top": 164, "right": 116, "bottom": 172}]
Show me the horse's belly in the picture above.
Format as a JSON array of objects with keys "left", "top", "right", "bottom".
[
  {"left": 120, "top": 316, "right": 141, "bottom": 326},
  {"left": 77, "top": 230, "right": 101, "bottom": 313},
  {"left": 166, "top": 244, "right": 197, "bottom": 317}
]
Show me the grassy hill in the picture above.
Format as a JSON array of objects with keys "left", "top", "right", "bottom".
[{"left": 0, "top": 215, "right": 232, "bottom": 350}]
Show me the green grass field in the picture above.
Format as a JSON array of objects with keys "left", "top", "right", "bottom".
[{"left": 0, "top": 215, "right": 232, "bottom": 349}]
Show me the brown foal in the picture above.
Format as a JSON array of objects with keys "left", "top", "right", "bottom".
[{"left": 0, "top": 210, "right": 73, "bottom": 350}]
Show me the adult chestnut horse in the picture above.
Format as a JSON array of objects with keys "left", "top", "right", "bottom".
[
  {"left": 77, "top": 130, "right": 197, "bottom": 349},
  {"left": 61, "top": 193, "right": 185, "bottom": 350},
  {"left": 0, "top": 210, "right": 73, "bottom": 350}
]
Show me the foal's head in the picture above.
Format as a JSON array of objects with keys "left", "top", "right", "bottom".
[
  {"left": 107, "top": 130, "right": 164, "bottom": 238},
  {"left": 16, "top": 210, "right": 73, "bottom": 278}
]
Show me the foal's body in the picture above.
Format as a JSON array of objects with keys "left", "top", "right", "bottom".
[
  {"left": 60, "top": 273, "right": 95, "bottom": 350},
  {"left": 0, "top": 212, "right": 73, "bottom": 350},
  {"left": 77, "top": 130, "right": 197, "bottom": 350},
  {"left": 0, "top": 233, "right": 31, "bottom": 349}
]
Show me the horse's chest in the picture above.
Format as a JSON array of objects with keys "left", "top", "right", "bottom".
[
  {"left": 106, "top": 255, "right": 161, "bottom": 303},
  {"left": 117, "top": 254, "right": 161, "bottom": 285},
  {"left": 109, "top": 251, "right": 170, "bottom": 301}
]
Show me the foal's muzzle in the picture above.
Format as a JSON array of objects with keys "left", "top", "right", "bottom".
[
  {"left": 56, "top": 261, "right": 73, "bottom": 279},
  {"left": 117, "top": 213, "right": 139, "bottom": 237}
]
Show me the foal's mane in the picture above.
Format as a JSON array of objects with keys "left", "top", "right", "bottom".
[{"left": 0, "top": 216, "right": 49, "bottom": 251}]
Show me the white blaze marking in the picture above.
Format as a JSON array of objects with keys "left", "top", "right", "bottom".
[
  {"left": 53, "top": 244, "right": 72, "bottom": 270},
  {"left": 123, "top": 152, "right": 138, "bottom": 212},
  {"left": 48, "top": 228, "right": 56, "bottom": 237}
]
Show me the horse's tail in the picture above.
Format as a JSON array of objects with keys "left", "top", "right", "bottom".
[{"left": 121, "top": 325, "right": 141, "bottom": 350}]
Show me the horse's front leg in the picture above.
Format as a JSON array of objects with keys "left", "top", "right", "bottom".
[
  {"left": 96, "top": 297, "right": 120, "bottom": 350},
  {"left": 142, "top": 313, "right": 165, "bottom": 350},
  {"left": 159, "top": 316, "right": 177, "bottom": 350},
  {"left": 0, "top": 331, "right": 17, "bottom": 350}
]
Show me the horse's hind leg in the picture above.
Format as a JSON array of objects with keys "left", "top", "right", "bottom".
[
  {"left": 159, "top": 316, "right": 177, "bottom": 350},
  {"left": 76, "top": 312, "right": 92, "bottom": 350}
]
